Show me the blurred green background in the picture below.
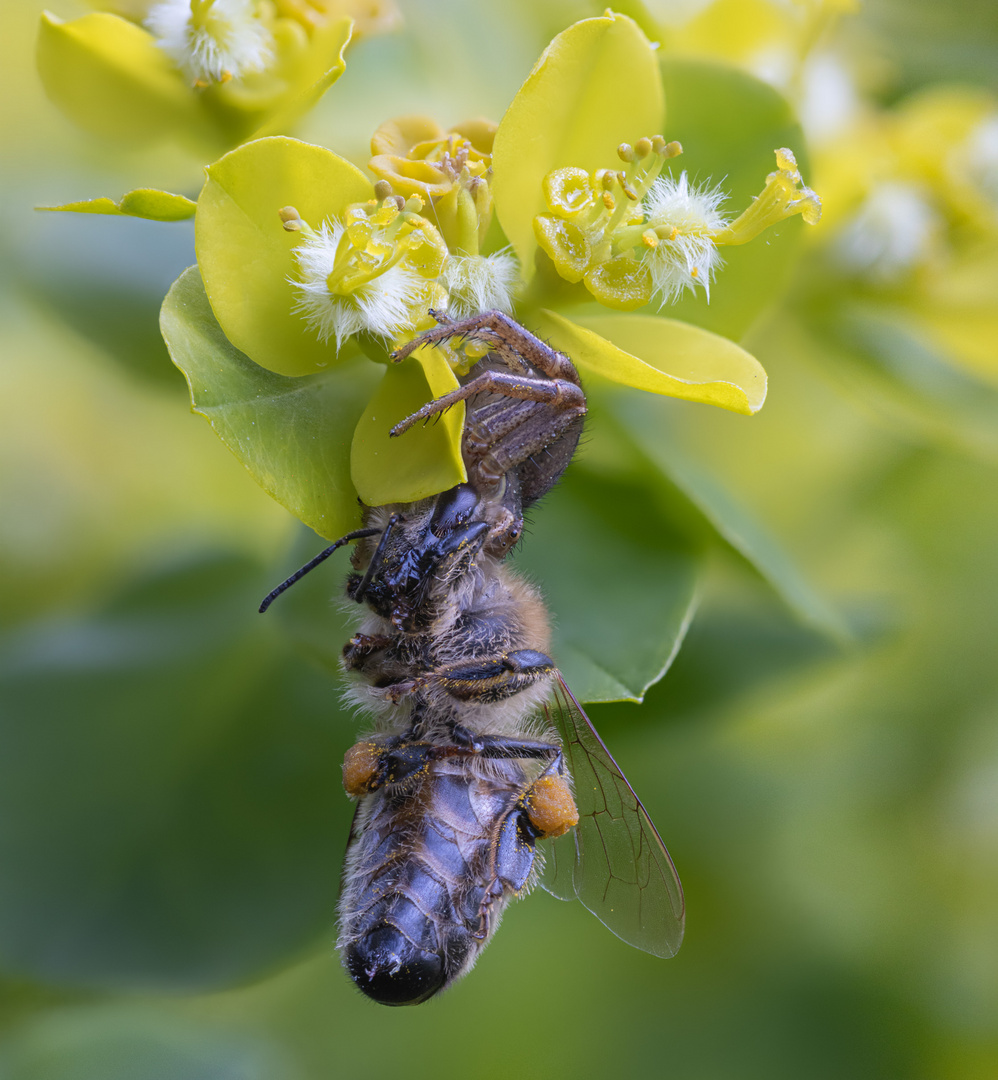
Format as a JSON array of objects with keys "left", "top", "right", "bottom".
[{"left": 3, "top": 1, "right": 998, "bottom": 1077}]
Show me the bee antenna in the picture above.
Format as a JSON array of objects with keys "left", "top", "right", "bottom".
[
  {"left": 259, "top": 527, "right": 381, "bottom": 613},
  {"left": 352, "top": 513, "right": 400, "bottom": 604}
]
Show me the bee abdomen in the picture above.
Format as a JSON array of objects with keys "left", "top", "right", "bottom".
[
  {"left": 344, "top": 923, "right": 449, "bottom": 1007},
  {"left": 340, "top": 764, "right": 536, "bottom": 1004},
  {"left": 344, "top": 852, "right": 478, "bottom": 1006}
]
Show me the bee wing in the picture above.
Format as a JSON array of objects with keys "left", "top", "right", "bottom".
[{"left": 540, "top": 676, "right": 685, "bottom": 958}]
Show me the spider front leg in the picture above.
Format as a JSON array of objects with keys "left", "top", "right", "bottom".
[
  {"left": 392, "top": 310, "right": 582, "bottom": 385},
  {"left": 388, "top": 368, "right": 585, "bottom": 438}
]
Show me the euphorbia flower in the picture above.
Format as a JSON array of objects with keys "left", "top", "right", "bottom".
[
  {"left": 283, "top": 190, "right": 449, "bottom": 349},
  {"left": 534, "top": 141, "right": 820, "bottom": 310},
  {"left": 36, "top": 0, "right": 399, "bottom": 150},
  {"left": 152, "top": 12, "right": 822, "bottom": 537}
]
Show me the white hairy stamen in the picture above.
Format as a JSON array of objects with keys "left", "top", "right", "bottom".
[
  {"left": 146, "top": 0, "right": 273, "bottom": 84},
  {"left": 642, "top": 172, "right": 729, "bottom": 303},
  {"left": 292, "top": 221, "right": 425, "bottom": 351},
  {"left": 441, "top": 252, "right": 519, "bottom": 319}
]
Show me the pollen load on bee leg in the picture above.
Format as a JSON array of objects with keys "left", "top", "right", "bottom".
[{"left": 525, "top": 773, "right": 579, "bottom": 839}]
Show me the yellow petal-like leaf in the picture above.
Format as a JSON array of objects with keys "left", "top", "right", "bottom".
[
  {"left": 196, "top": 136, "right": 373, "bottom": 377},
  {"left": 39, "top": 189, "right": 197, "bottom": 222},
  {"left": 250, "top": 17, "right": 353, "bottom": 139},
  {"left": 492, "top": 13, "right": 664, "bottom": 279},
  {"left": 36, "top": 12, "right": 197, "bottom": 142},
  {"left": 537, "top": 309, "right": 767, "bottom": 415},
  {"left": 351, "top": 349, "right": 466, "bottom": 506}
]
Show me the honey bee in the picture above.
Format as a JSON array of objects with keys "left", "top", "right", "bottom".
[{"left": 261, "top": 311, "right": 684, "bottom": 1005}]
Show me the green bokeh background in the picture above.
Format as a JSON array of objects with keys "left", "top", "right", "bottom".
[{"left": 3, "top": 1, "right": 998, "bottom": 1078}]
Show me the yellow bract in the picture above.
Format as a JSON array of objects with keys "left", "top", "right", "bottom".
[
  {"left": 37, "top": 11, "right": 197, "bottom": 142},
  {"left": 351, "top": 350, "right": 466, "bottom": 506},
  {"left": 196, "top": 137, "right": 374, "bottom": 376},
  {"left": 37, "top": 5, "right": 357, "bottom": 151},
  {"left": 537, "top": 309, "right": 768, "bottom": 415},
  {"left": 491, "top": 12, "right": 664, "bottom": 280}
]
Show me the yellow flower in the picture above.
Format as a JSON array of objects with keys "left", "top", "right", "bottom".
[
  {"left": 535, "top": 143, "right": 821, "bottom": 309},
  {"left": 36, "top": 0, "right": 399, "bottom": 149},
  {"left": 369, "top": 116, "right": 496, "bottom": 255},
  {"left": 282, "top": 191, "right": 449, "bottom": 350}
]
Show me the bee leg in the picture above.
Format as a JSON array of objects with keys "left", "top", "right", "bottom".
[
  {"left": 429, "top": 649, "right": 556, "bottom": 703},
  {"left": 477, "top": 781, "right": 563, "bottom": 937},
  {"left": 342, "top": 739, "right": 386, "bottom": 797},
  {"left": 342, "top": 737, "right": 434, "bottom": 796},
  {"left": 342, "top": 633, "right": 394, "bottom": 670},
  {"left": 454, "top": 730, "right": 563, "bottom": 762}
]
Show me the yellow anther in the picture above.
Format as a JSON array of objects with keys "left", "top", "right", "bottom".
[
  {"left": 619, "top": 173, "right": 639, "bottom": 201},
  {"left": 602, "top": 192, "right": 616, "bottom": 211},
  {"left": 642, "top": 230, "right": 658, "bottom": 248},
  {"left": 373, "top": 180, "right": 393, "bottom": 201},
  {"left": 651, "top": 135, "right": 667, "bottom": 154},
  {"left": 617, "top": 142, "right": 635, "bottom": 163},
  {"left": 664, "top": 140, "right": 683, "bottom": 159},
  {"left": 634, "top": 137, "right": 652, "bottom": 158},
  {"left": 690, "top": 266, "right": 699, "bottom": 278},
  {"left": 278, "top": 205, "right": 300, "bottom": 223},
  {"left": 219, "top": 70, "right": 233, "bottom": 84}
]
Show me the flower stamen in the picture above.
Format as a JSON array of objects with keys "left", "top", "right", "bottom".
[
  {"left": 287, "top": 195, "right": 449, "bottom": 351},
  {"left": 146, "top": 0, "right": 274, "bottom": 85}
]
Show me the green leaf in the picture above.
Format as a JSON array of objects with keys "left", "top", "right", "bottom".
[
  {"left": 492, "top": 12, "right": 664, "bottom": 280},
  {"left": 537, "top": 308, "right": 767, "bottom": 415},
  {"left": 656, "top": 57, "right": 808, "bottom": 340},
  {"left": 609, "top": 390, "right": 849, "bottom": 639},
  {"left": 39, "top": 189, "right": 197, "bottom": 222},
  {"left": 195, "top": 137, "right": 373, "bottom": 377},
  {"left": 0, "top": 554, "right": 358, "bottom": 990},
  {"left": 514, "top": 468, "right": 701, "bottom": 703},
  {"left": 36, "top": 12, "right": 198, "bottom": 142},
  {"left": 0, "top": 1006, "right": 293, "bottom": 1080},
  {"left": 351, "top": 349, "right": 466, "bottom": 506},
  {"left": 819, "top": 302, "right": 998, "bottom": 463},
  {"left": 161, "top": 266, "right": 379, "bottom": 540}
]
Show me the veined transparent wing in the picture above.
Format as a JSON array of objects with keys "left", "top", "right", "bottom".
[{"left": 541, "top": 676, "right": 685, "bottom": 958}]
